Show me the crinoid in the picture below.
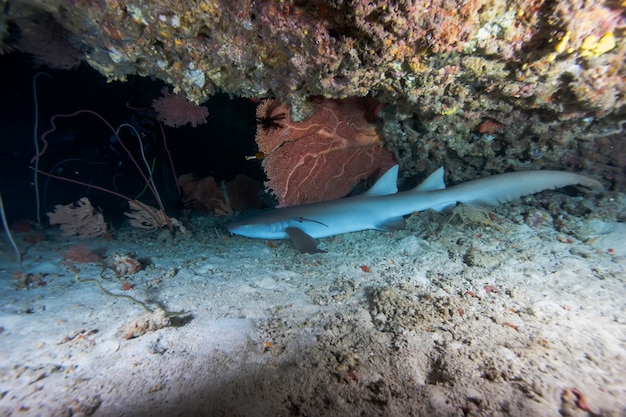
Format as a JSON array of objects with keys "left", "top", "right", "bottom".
[{"left": 256, "top": 100, "right": 287, "bottom": 133}]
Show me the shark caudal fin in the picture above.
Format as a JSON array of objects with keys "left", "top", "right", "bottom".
[{"left": 450, "top": 170, "right": 603, "bottom": 207}]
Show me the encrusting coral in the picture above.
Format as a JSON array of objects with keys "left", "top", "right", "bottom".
[{"left": 4, "top": 0, "right": 624, "bottom": 119}]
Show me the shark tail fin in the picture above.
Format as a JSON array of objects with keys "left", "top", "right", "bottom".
[{"left": 452, "top": 170, "right": 603, "bottom": 207}]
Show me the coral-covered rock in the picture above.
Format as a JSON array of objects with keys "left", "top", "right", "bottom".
[
  {"left": 6, "top": 0, "right": 624, "bottom": 121},
  {"left": 3, "top": 0, "right": 625, "bottom": 189}
]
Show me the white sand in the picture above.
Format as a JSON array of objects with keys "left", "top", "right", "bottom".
[{"left": 1, "top": 192, "right": 625, "bottom": 417}]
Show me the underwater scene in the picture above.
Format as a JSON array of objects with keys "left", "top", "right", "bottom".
[{"left": 0, "top": 1, "right": 625, "bottom": 416}]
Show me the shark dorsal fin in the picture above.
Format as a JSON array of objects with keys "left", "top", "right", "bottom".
[
  {"left": 413, "top": 167, "right": 446, "bottom": 192},
  {"left": 365, "top": 165, "right": 399, "bottom": 196}
]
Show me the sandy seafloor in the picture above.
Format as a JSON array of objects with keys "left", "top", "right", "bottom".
[{"left": 0, "top": 189, "right": 625, "bottom": 417}]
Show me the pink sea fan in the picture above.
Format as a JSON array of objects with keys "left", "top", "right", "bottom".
[
  {"left": 255, "top": 97, "right": 396, "bottom": 207},
  {"left": 152, "top": 87, "right": 209, "bottom": 128}
]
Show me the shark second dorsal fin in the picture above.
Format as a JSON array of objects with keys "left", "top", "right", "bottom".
[
  {"left": 413, "top": 167, "right": 446, "bottom": 192},
  {"left": 365, "top": 165, "right": 399, "bottom": 196},
  {"left": 413, "top": 167, "right": 453, "bottom": 212}
]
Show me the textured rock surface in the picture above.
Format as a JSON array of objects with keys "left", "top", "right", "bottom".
[
  {"left": 2, "top": 0, "right": 625, "bottom": 188},
  {"left": 4, "top": 0, "right": 623, "bottom": 112}
]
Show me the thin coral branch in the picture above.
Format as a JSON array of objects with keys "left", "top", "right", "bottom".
[
  {"left": 125, "top": 200, "right": 188, "bottom": 234},
  {"left": 34, "top": 168, "right": 166, "bottom": 229},
  {"left": 31, "top": 109, "right": 174, "bottom": 233},
  {"left": 587, "top": 119, "right": 626, "bottom": 138},
  {"left": 0, "top": 193, "right": 22, "bottom": 264}
]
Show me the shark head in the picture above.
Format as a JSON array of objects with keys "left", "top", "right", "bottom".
[
  {"left": 226, "top": 212, "right": 290, "bottom": 240},
  {"left": 227, "top": 214, "right": 329, "bottom": 253}
]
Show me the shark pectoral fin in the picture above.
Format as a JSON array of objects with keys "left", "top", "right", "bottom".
[
  {"left": 431, "top": 202, "right": 457, "bottom": 212},
  {"left": 375, "top": 216, "right": 406, "bottom": 232},
  {"left": 285, "top": 227, "right": 326, "bottom": 254}
]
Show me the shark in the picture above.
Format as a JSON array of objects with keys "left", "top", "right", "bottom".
[{"left": 226, "top": 165, "right": 602, "bottom": 253}]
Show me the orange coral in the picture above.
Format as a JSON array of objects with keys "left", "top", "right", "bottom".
[
  {"left": 62, "top": 245, "right": 102, "bottom": 264},
  {"left": 478, "top": 119, "right": 505, "bottom": 135},
  {"left": 178, "top": 174, "right": 262, "bottom": 216}
]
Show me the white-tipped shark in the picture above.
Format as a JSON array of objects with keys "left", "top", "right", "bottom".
[{"left": 227, "top": 165, "right": 602, "bottom": 253}]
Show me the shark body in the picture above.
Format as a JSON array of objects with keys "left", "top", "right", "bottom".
[{"left": 226, "top": 165, "right": 601, "bottom": 253}]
